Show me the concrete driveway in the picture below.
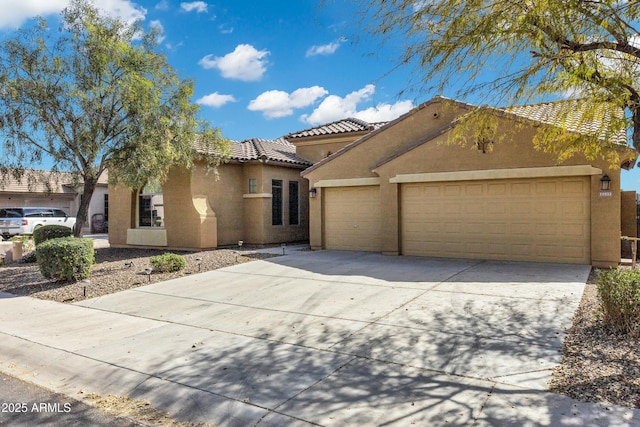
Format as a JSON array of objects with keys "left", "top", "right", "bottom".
[{"left": 0, "top": 250, "right": 638, "bottom": 426}]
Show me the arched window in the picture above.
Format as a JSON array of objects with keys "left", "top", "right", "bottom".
[{"left": 138, "top": 179, "right": 164, "bottom": 227}]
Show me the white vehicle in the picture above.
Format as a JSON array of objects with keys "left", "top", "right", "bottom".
[{"left": 0, "top": 207, "right": 76, "bottom": 240}]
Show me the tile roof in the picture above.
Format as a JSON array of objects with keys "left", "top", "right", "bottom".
[
  {"left": 285, "top": 118, "right": 388, "bottom": 139},
  {"left": 230, "top": 138, "right": 312, "bottom": 167},
  {"left": 502, "top": 100, "right": 628, "bottom": 145},
  {"left": 0, "top": 169, "right": 108, "bottom": 193}
]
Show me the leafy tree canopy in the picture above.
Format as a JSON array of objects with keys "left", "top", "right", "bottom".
[
  {"left": 0, "top": 0, "right": 230, "bottom": 235},
  {"left": 359, "top": 0, "right": 640, "bottom": 162}
]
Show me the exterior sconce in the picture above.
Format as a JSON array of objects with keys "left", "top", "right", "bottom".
[
  {"left": 309, "top": 187, "right": 317, "bottom": 198},
  {"left": 599, "top": 174, "right": 612, "bottom": 198}
]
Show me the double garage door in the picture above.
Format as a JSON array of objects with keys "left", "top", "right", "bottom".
[
  {"left": 0, "top": 195, "right": 72, "bottom": 212},
  {"left": 323, "top": 176, "right": 591, "bottom": 264}
]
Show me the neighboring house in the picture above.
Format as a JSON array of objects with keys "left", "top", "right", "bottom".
[
  {"left": 109, "top": 138, "right": 313, "bottom": 249},
  {"left": 303, "top": 96, "right": 637, "bottom": 268},
  {"left": 0, "top": 169, "right": 109, "bottom": 234}
]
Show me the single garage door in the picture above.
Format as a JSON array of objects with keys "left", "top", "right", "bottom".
[
  {"left": 324, "top": 186, "right": 381, "bottom": 251},
  {"left": 401, "top": 176, "right": 591, "bottom": 264}
]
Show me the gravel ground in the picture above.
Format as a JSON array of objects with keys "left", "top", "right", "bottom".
[
  {"left": 0, "top": 246, "right": 279, "bottom": 303},
  {"left": 1, "top": 248, "right": 638, "bottom": 410},
  {"left": 549, "top": 270, "right": 640, "bottom": 409}
]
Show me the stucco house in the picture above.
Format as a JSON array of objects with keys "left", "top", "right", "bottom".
[
  {"left": 108, "top": 96, "right": 636, "bottom": 267},
  {"left": 0, "top": 169, "right": 109, "bottom": 234},
  {"left": 109, "top": 138, "right": 312, "bottom": 249},
  {"left": 303, "top": 96, "right": 637, "bottom": 268}
]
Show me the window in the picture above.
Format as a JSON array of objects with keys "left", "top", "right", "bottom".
[
  {"left": 138, "top": 179, "right": 164, "bottom": 227},
  {"left": 104, "top": 194, "right": 109, "bottom": 221},
  {"left": 248, "top": 178, "right": 257, "bottom": 194},
  {"left": 289, "top": 181, "right": 299, "bottom": 225},
  {"left": 271, "top": 179, "right": 283, "bottom": 226}
]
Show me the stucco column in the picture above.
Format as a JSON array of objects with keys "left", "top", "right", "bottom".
[
  {"left": 107, "top": 183, "right": 134, "bottom": 246},
  {"left": 309, "top": 184, "right": 323, "bottom": 250},
  {"left": 380, "top": 181, "right": 399, "bottom": 255},
  {"left": 591, "top": 170, "right": 621, "bottom": 268}
]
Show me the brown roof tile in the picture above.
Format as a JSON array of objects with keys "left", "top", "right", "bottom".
[
  {"left": 231, "top": 138, "right": 312, "bottom": 167},
  {"left": 285, "top": 118, "right": 387, "bottom": 139},
  {"left": 0, "top": 169, "right": 108, "bottom": 193},
  {"left": 503, "top": 100, "right": 627, "bottom": 145}
]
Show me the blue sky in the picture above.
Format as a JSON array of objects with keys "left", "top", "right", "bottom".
[{"left": 2, "top": 0, "right": 640, "bottom": 191}]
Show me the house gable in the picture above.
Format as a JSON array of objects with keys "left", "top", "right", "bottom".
[
  {"left": 303, "top": 97, "right": 471, "bottom": 182},
  {"left": 286, "top": 118, "right": 387, "bottom": 164}
]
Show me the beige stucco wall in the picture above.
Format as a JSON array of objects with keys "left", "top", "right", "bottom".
[
  {"left": 247, "top": 164, "right": 309, "bottom": 245},
  {"left": 304, "top": 100, "right": 631, "bottom": 267},
  {"left": 108, "top": 183, "right": 134, "bottom": 246},
  {"left": 109, "top": 160, "right": 309, "bottom": 249},
  {"left": 621, "top": 191, "right": 637, "bottom": 238},
  {"left": 621, "top": 190, "right": 637, "bottom": 258},
  {"left": 291, "top": 134, "right": 369, "bottom": 164}
]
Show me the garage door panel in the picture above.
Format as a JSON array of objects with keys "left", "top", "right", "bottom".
[
  {"left": 324, "top": 186, "right": 381, "bottom": 252},
  {"left": 401, "top": 176, "right": 590, "bottom": 264},
  {"left": 487, "top": 183, "right": 507, "bottom": 195}
]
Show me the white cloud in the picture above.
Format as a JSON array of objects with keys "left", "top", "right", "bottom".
[
  {"left": 149, "top": 20, "right": 165, "bottom": 43},
  {"left": 248, "top": 86, "right": 328, "bottom": 119},
  {"left": 199, "top": 44, "right": 269, "bottom": 82},
  {"left": 196, "top": 92, "right": 237, "bottom": 108},
  {"left": 301, "top": 84, "right": 414, "bottom": 125},
  {"left": 0, "top": 0, "right": 67, "bottom": 29},
  {"left": 155, "top": 0, "right": 169, "bottom": 11},
  {"left": 180, "top": 1, "right": 208, "bottom": 13},
  {"left": 306, "top": 38, "right": 346, "bottom": 57},
  {"left": 218, "top": 24, "right": 234, "bottom": 34},
  {"left": 0, "top": 0, "right": 146, "bottom": 29},
  {"left": 353, "top": 100, "right": 415, "bottom": 122}
]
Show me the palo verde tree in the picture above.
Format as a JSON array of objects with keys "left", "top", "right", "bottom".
[
  {"left": 359, "top": 0, "right": 640, "bottom": 160},
  {"left": 0, "top": 0, "right": 229, "bottom": 236}
]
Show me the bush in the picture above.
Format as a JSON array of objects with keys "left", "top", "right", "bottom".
[
  {"left": 149, "top": 252, "right": 186, "bottom": 273},
  {"left": 36, "top": 237, "right": 94, "bottom": 282},
  {"left": 33, "top": 224, "right": 74, "bottom": 246},
  {"left": 596, "top": 268, "right": 640, "bottom": 336},
  {"left": 21, "top": 251, "right": 37, "bottom": 263}
]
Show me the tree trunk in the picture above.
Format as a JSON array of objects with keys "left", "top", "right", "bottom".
[
  {"left": 74, "top": 177, "right": 97, "bottom": 238},
  {"left": 633, "top": 108, "right": 640, "bottom": 153}
]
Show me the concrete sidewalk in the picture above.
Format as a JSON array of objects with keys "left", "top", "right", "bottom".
[{"left": 0, "top": 251, "right": 638, "bottom": 426}]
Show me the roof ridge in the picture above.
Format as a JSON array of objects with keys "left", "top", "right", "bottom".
[
  {"left": 345, "top": 117, "right": 372, "bottom": 128},
  {"left": 285, "top": 117, "right": 374, "bottom": 138}
]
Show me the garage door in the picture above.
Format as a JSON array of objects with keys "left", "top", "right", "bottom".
[
  {"left": 401, "top": 177, "right": 590, "bottom": 263},
  {"left": 0, "top": 195, "right": 72, "bottom": 213},
  {"left": 324, "top": 186, "right": 381, "bottom": 251}
]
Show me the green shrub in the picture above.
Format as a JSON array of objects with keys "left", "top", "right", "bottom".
[
  {"left": 21, "top": 251, "right": 37, "bottom": 263},
  {"left": 596, "top": 268, "right": 640, "bottom": 336},
  {"left": 33, "top": 225, "right": 74, "bottom": 246},
  {"left": 36, "top": 237, "right": 94, "bottom": 282},
  {"left": 149, "top": 252, "right": 186, "bottom": 273}
]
